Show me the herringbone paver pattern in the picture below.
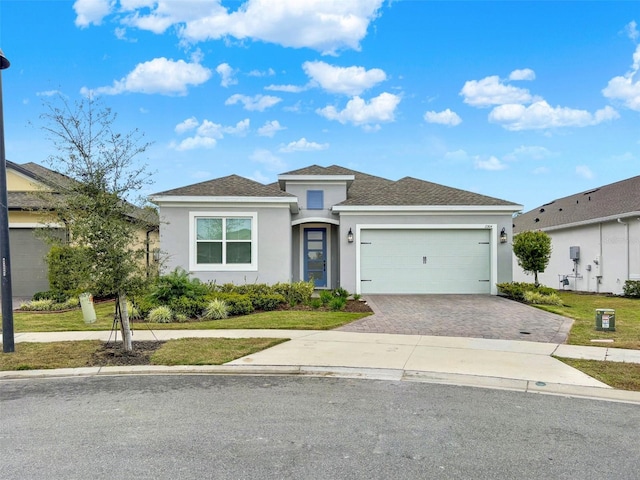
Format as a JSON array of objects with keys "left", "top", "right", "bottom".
[{"left": 338, "top": 295, "right": 573, "bottom": 343}]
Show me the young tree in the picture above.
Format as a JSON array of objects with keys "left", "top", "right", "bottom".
[
  {"left": 512, "top": 230, "right": 552, "bottom": 287},
  {"left": 38, "top": 94, "right": 154, "bottom": 351}
]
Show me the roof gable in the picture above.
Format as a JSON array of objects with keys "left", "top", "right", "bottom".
[{"left": 513, "top": 175, "right": 640, "bottom": 232}]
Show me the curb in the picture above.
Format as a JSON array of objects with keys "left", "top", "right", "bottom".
[{"left": 2, "top": 364, "right": 640, "bottom": 405}]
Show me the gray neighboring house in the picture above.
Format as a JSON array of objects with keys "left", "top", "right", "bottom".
[
  {"left": 150, "top": 165, "right": 522, "bottom": 295},
  {"left": 513, "top": 175, "right": 640, "bottom": 295}
]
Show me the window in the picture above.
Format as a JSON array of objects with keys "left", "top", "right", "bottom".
[
  {"left": 307, "top": 190, "right": 324, "bottom": 210},
  {"left": 190, "top": 213, "right": 257, "bottom": 270}
]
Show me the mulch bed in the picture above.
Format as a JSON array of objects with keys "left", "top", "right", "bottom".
[{"left": 87, "top": 341, "right": 165, "bottom": 367}]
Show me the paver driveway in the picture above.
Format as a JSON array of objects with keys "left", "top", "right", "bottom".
[{"left": 338, "top": 295, "right": 573, "bottom": 343}]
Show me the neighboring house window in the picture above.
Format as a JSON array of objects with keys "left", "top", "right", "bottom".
[
  {"left": 190, "top": 212, "right": 257, "bottom": 271},
  {"left": 307, "top": 190, "right": 324, "bottom": 210}
]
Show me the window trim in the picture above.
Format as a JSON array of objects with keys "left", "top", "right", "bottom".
[
  {"left": 189, "top": 212, "right": 258, "bottom": 271},
  {"left": 307, "top": 190, "right": 324, "bottom": 210}
]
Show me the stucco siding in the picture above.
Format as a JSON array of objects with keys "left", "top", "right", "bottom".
[
  {"left": 513, "top": 219, "right": 640, "bottom": 294},
  {"left": 159, "top": 205, "right": 292, "bottom": 285}
]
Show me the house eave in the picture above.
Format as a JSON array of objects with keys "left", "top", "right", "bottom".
[
  {"left": 149, "top": 195, "right": 299, "bottom": 213},
  {"left": 277, "top": 174, "right": 355, "bottom": 190},
  {"left": 333, "top": 204, "right": 523, "bottom": 213}
]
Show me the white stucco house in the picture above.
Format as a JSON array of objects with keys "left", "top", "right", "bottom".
[
  {"left": 150, "top": 165, "right": 522, "bottom": 295},
  {"left": 513, "top": 175, "right": 640, "bottom": 295}
]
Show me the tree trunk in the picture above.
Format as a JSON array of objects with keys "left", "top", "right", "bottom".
[
  {"left": 534, "top": 271, "right": 539, "bottom": 288},
  {"left": 118, "top": 292, "right": 133, "bottom": 352}
]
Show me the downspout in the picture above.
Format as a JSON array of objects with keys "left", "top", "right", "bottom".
[
  {"left": 618, "top": 218, "right": 630, "bottom": 283},
  {"left": 597, "top": 223, "right": 602, "bottom": 293}
]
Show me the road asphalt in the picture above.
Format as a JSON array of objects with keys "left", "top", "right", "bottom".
[{"left": 3, "top": 328, "right": 640, "bottom": 405}]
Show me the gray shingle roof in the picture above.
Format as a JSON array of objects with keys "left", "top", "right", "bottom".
[
  {"left": 152, "top": 174, "right": 295, "bottom": 198},
  {"left": 154, "top": 165, "right": 520, "bottom": 208},
  {"left": 339, "top": 176, "right": 518, "bottom": 206},
  {"left": 513, "top": 175, "right": 640, "bottom": 233}
]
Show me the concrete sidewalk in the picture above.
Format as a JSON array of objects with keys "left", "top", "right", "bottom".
[{"left": 4, "top": 329, "right": 640, "bottom": 404}]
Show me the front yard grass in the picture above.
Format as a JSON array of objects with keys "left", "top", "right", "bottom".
[
  {"left": 534, "top": 291, "right": 640, "bottom": 350},
  {"left": 11, "top": 301, "right": 370, "bottom": 332},
  {"left": 0, "top": 338, "right": 288, "bottom": 371},
  {"left": 556, "top": 357, "right": 640, "bottom": 392}
]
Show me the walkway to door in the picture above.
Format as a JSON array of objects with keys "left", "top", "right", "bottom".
[{"left": 337, "top": 295, "right": 573, "bottom": 343}]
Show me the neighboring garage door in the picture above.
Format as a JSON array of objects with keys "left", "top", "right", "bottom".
[
  {"left": 9, "top": 229, "right": 52, "bottom": 297},
  {"left": 359, "top": 229, "right": 491, "bottom": 294}
]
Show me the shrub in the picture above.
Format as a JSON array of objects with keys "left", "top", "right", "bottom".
[
  {"left": 523, "top": 291, "right": 563, "bottom": 306},
  {"left": 309, "top": 298, "right": 323, "bottom": 309},
  {"left": 148, "top": 305, "right": 174, "bottom": 323},
  {"left": 623, "top": 280, "right": 640, "bottom": 298},
  {"left": 126, "top": 300, "right": 141, "bottom": 320},
  {"left": 150, "top": 268, "right": 209, "bottom": 304},
  {"left": 212, "top": 293, "right": 254, "bottom": 316},
  {"left": 173, "top": 312, "right": 188, "bottom": 323},
  {"left": 61, "top": 297, "right": 80, "bottom": 310},
  {"left": 33, "top": 290, "right": 69, "bottom": 303},
  {"left": 202, "top": 299, "right": 229, "bottom": 320},
  {"left": 19, "top": 299, "right": 54, "bottom": 311},
  {"left": 273, "top": 281, "right": 314, "bottom": 306},
  {"left": 352, "top": 294, "right": 362, "bottom": 301},
  {"left": 329, "top": 297, "right": 347, "bottom": 311},
  {"left": 168, "top": 295, "right": 208, "bottom": 319},
  {"left": 332, "top": 287, "right": 349, "bottom": 299},
  {"left": 319, "top": 290, "right": 333, "bottom": 306},
  {"left": 251, "top": 293, "right": 286, "bottom": 311}
]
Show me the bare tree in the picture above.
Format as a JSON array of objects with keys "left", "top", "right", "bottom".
[{"left": 38, "top": 94, "right": 155, "bottom": 351}]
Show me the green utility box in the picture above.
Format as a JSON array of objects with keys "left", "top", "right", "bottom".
[{"left": 595, "top": 308, "right": 615, "bottom": 331}]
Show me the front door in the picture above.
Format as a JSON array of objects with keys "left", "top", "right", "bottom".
[{"left": 304, "top": 228, "right": 327, "bottom": 287}]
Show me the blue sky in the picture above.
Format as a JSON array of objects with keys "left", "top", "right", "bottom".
[{"left": 1, "top": 1, "right": 639, "bottom": 211}]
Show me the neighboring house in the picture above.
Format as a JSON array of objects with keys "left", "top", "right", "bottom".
[
  {"left": 513, "top": 175, "right": 640, "bottom": 295},
  {"left": 6, "top": 160, "right": 159, "bottom": 298},
  {"left": 150, "top": 165, "right": 521, "bottom": 295}
]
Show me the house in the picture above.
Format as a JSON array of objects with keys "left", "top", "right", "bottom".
[
  {"left": 6, "top": 160, "right": 159, "bottom": 298},
  {"left": 150, "top": 165, "right": 521, "bottom": 295},
  {"left": 512, "top": 175, "right": 640, "bottom": 295}
]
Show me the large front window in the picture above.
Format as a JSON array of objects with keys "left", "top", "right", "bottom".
[{"left": 190, "top": 213, "right": 257, "bottom": 270}]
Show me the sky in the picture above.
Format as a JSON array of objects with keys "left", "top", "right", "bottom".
[{"left": 1, "top": 1, "right": 639, "bottom": 212}]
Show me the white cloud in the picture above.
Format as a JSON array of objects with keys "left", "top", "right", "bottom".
[
  {"left": 225, "top": 93, "right": 282, "bottom": 111},
  {"left": 73, "top": 0, "right": 112, "bottom": 27},
  {"left": 509, "top": 68, "right": 536, "bottom": 81},
  {"left": 317, "top": 92, "right": 401, "bottom": 127},
  {"left": 250, "top": 149, "right": 286, "bottom": 171},
  {"left": 175, "top": 116, "right": 199, "bottom": 134},
  {"left": 503, "top": 145, "right": 553, "bottom": 161},
  {"left": 36, "top": 90, "right": 64, "bottom": 97},
  {"left": 602, "top": 45, "right": 640, "bottom": 111},
  {"left": 423, "top": 109, "right": 462, "bottom": 126},
  {"left": 488, "top": 101, "right": 619, "bottom": 131},
  {"left": 443, "top": 149, "right": 469, "bottom": 162},
  {"left": 303, "top": 61, "right": 386, "bottom": 95},
  {"left": 249, "top": 68, "right": 276, "bottom": 77},
  {"left": 460, "top": 75, "right": 535, "bottom": 107},
  {"left": 279, "top": 138, "right": 329, "bottom": 153},
  {"left": 82, "top": 57, "right": 212, "bottom": 96},
  {"left": 624, "top": 20, "right": 639, "bottom": 41},
  {"left": 172, "top": 117, "right": 250, "bottom": 150},
  {"left": 474, "top": 156, "right": 507, "bottom": 171},
  {"left": 118, "top": 0, "right": 384, "bottom": 54},
  {"left": 172, "top": 136, "right": 218, "bottom": 151},
  {"left": 265, "top": 84, "right": 309, "bottom": 93},
  {"left": 257, "top": 120, "right": 286, "bottom": 137},
  {"left": 249, "top": 170, "right": 271, "bottom": 183},
  {"left": 576, "top": 165, "right": 594, "bottom": 179},
  {"left": 216, "top": 63, "right": 238, "bottom": 87}
]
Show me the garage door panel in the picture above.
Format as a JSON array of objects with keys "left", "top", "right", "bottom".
[{"left": 360, "top": 229, "right": 491, "bottom": 294}]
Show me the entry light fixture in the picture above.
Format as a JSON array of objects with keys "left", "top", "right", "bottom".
[
  {"left": 347, "top": 228, "right": 354, "bottom": 243},
  {"left": 500, "top": 227, "right": 508, "bottom": 244}
]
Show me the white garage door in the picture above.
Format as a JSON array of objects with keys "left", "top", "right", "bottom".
[{"left": 359, "top": 229, "right": 491, "bottom": 294}]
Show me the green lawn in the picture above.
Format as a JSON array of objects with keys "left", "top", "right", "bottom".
[
  {"left": 0, "top": 338, "right": 288, "bottom": 371},
  {"left": 11, "top": 301, "right": 371, "bottom": 332},
  {"left": 534, "top": 291, "right": 640, "bottom": 350}
]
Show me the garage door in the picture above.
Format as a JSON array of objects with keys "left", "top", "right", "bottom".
[
  {"left": 9, "top": 229, "right": 52, "bottom": 297},
  {"left": 359, "top": 229, "right": 491, "bottom": 294}
]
